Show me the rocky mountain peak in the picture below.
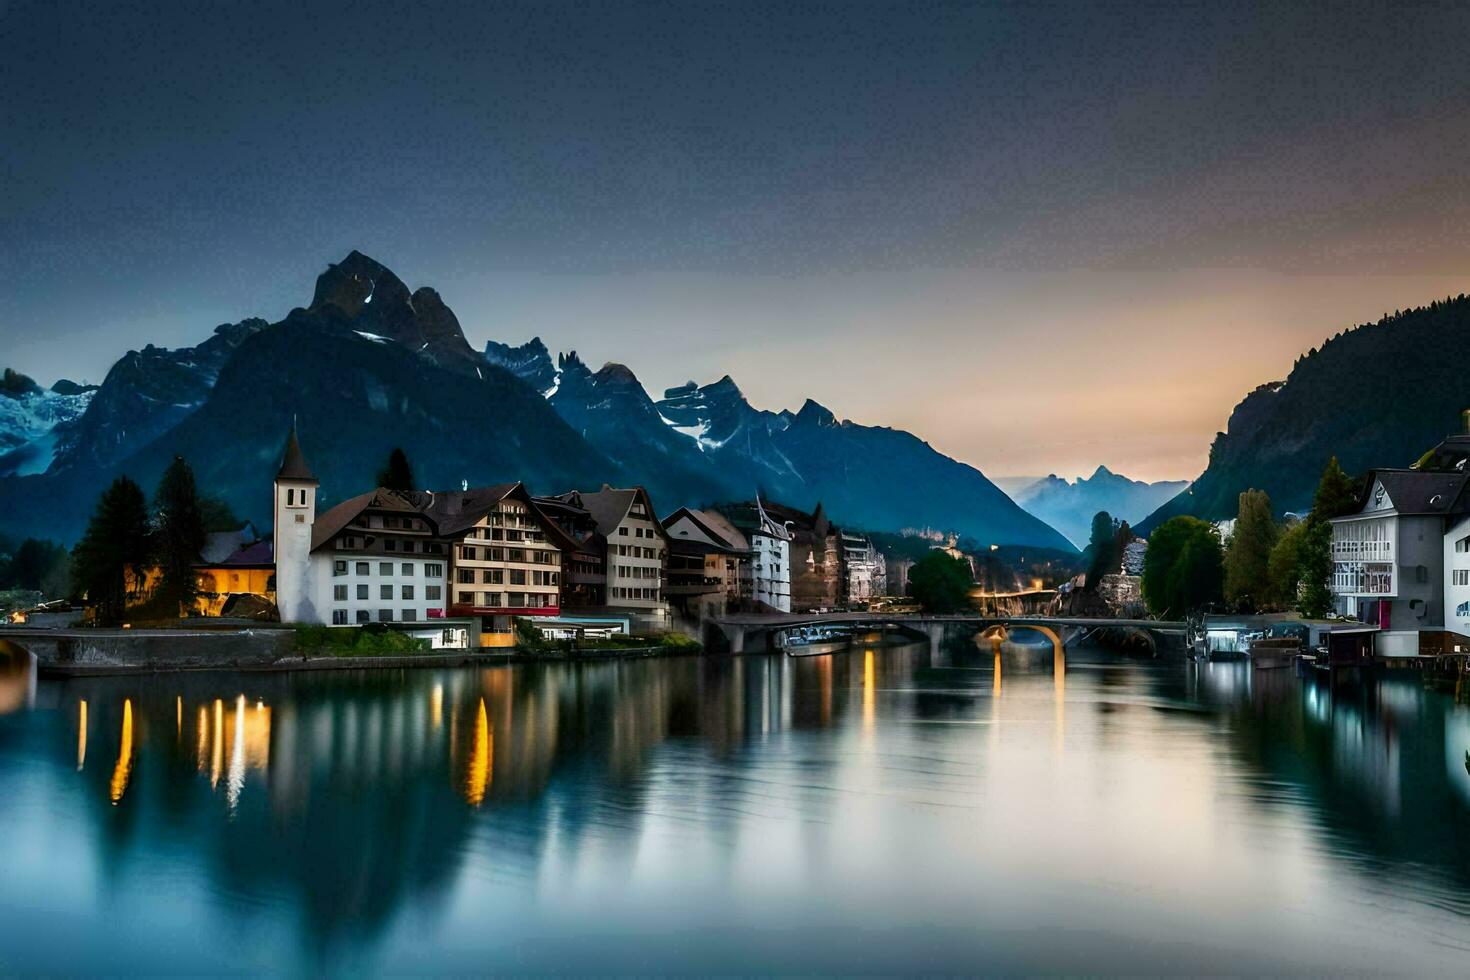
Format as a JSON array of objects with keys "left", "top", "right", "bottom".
[
  {"left": 484, "top": 336, "right": 558, "bottom": 394},
  {"left": 794, "top": 398, "right": 837, "bottom": 427}
]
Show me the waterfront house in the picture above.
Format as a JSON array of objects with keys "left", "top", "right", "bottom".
[
  {"left": 272, "top": 428, "right": 570, "bottom": 647},
  {"left": 718, "top": 496, "right": 793, "bottom": 612},
  {"left": 841, "top": 530, "right": 887, "bottom": 603},
  {"left": 661, "top": 506, "right": 747, "bottom": 620},
  {"left": 1329, "top": 458, "right": 1470, "bottom": 657},
  {"left": 545, "top": 485, "right": 671, "bottom": 629}
]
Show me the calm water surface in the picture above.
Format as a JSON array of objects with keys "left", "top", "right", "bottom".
[{"left": 2, "top": 639, "right": 1470, "bottom": 975}]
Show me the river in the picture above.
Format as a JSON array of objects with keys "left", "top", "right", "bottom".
[{"left": 1, "top": 640, "right": 1468, "bottom": 974}]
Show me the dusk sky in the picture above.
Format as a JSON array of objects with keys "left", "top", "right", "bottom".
[{"left": 6, "top": 0, "right": 1470, "bottom": 482}]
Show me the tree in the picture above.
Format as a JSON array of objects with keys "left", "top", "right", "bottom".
[
  {"left": 1142, "top": 516, "right": 1223, "bottom": 617},
  {"left": 1311, "top": 456, "right": 1359, "bottom": 521},
  {"left": 1083, "top": 510, "right": 1119, "bottom": 592},
  {"left": 8, "top": 538, "right": 68, "bottom": 592},
  {"left": 1223, "top": 489, "right": 1279, "bottom": 611},
  {"left": 908, "top": 552, "right": 975, "bottom": 613},
  {"left": 153, "top": 455, "right": 207, "bottom": 614},
  {"left": 71, "top": 476, "right": 151, "bottom": 625},
  {"left": 377, "top": 448, "right": 416, "bottom": 492},
  {"left": 1267, "top": 519, "right": 1308, "bottom": 606},
  {"left": 1295, "top": 458, "right": 1362, "bottom": 619}
]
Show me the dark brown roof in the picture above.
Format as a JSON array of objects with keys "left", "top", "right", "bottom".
[
  {"left": 276, "top": 427, "right": 318, "bottom": 483},
  {"left": 569, "top": 485, "right": 669, "bottom": 543},
  {"left": 407, "top": 483, "right": 520, "bottom": 536},
  {"left": 310, "top": 488, "right": 417, "bottom": 551},
  {"left": 1365, "top": 469, "right": 1470, "bottom": 516}
]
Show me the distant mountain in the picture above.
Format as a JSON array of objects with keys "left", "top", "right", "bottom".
[
  {"left": 0, "top": 370, "right": 96, "bottom": 477},
  {"left": 1139, "top": 294, "right": 1470, "bottom": 532},
  {"left": 0, "top": 251, "right": 1073, "bottom": 552},
  {"left": 1009, "top": 466, "right": 1188, "bottom": 547}
]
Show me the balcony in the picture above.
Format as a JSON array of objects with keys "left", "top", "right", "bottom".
[{"left": 1332, "top": 561, "right": 1394, "bottom": 597}]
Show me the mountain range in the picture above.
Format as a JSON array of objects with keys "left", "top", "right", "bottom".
[
  {"left": 1004, "top": 467, "right": 1188, "bottom": 547},
  {"left": 0, "top": 251, "right": 1073, "bottom": 552},
  {"left": 1138, "top": 294, "right": 1470, "bottom": 532}
]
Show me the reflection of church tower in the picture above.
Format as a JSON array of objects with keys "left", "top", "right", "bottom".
[{"left": 273, "top": 427, "right": 318, "bottom": 623}]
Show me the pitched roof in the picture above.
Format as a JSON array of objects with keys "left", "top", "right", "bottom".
[
  {"left": 1367, "top": 469, "right": 1470, "bottom": 516},
  {"left": 208, "top": 539, "right": 274, "bottom": 567},
  {"left": 407, "top": 483, "right": 519, "bottom": 536},
  {"left": 571, "top": 485, "right": 668, "bottom": 542},
  {"left": 662, "top": 506, "right": 747, "bottom": 552},
  {"left": 276, "top": 427, "right": 318, "bottom": 483},
  {"left": 310, "top": 488, "right": 415, "bottom": 551}
]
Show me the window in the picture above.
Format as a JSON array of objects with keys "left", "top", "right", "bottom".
[
  {"left": 457, "top": 591, "right": 473, "bottom": 605},
  {"left": 484, "top": 569, "right": 503, "bottom": 584},
  {"left": 356, "top": 610, "right": 369, "bottom": 624},
  {"left": 356, "top": 561, "right": 369, "bottom": 575},
  {"left": 402, "top": 540, "right": 415, "bottom": 554},
  {"left": 426, "top": 563, "right": 443, "bottom": 577},
  {"left": 619, "top": 527, "right": 629, "bottom": 536},
  {"left": 381, "top": 584, "right": 393, "bottom": 600},
  {"left": 1455, "top": 570, "right": 1470, "bottom": 587},
  {"left": 295, "top": 514, "right": 305, "bottom": 524},
  {"left": 334, "top": 560, "right": 347, "bottom": 576},
  {"left": 1459, "top": 537, "right": 1470, "bottom": 554},
  {"left": 462, "top": 545, "right": 478, "bottom": 560},
  {"left": 401, "top": 562, "right": 413, "bottom": 576},
  {"left": 357, "top": 584, "right": 369, "bottom": 600},
  {"left": 458, "top": 569, "right": 475, "bottom": 584},
  {"left": 426, "top": 585, "right": 441, "bottom": 601},
  {"left": 380, "top": 562, "right": 393, "bottom": 576},
  {"left": 385, "top": 539, "right": 397, "bottom": 552},
  {"left": 332, "top": 609, "right": 347, "bottom": 625},
  {"left": 510, "top": 569, "right": 526, "bottom": 586},
  {"left": 334, "top": 585, "right": 347, "bottom": 601},
  {"left": 401, "top": 609, "right": 416, "bottom": 622},
  {"left": 402, "top": 585, "right": 415, "bottom": 600},
  {"left": 379, "top": 609, "right": 393, "bottom": 622}
]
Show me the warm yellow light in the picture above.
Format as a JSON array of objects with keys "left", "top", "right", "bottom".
[
  {"left": 431, "top": 683, "right": 444, "bottom": 730},
  {"left": 109, "top": 699, "right": 133, "bottom": 804},
  {"left": 464, "top": 698, "right": 491, "bottom": 806},
  {"left": 77, "top": 699, "right": 87, "bottom": 771},
  {"left": 862, "top": 648, "right": 876, "bottom": 733},
  {"left": 210, "top": 698, "right": 223, "bottom": 789}
]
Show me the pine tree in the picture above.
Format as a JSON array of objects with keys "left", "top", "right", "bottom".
[
  {"left": 1083, "top": 510, "right": 1119, "bottom": 592},
  {"left": 153, "top": 455, "right": 207, "bottom": 614},
  {"left": 71, "top": 476, "right": 151, "bottom": 626},
  {"left": 1295, "top": 458, "right": 1361, "bottom": 619},
  {"left": 1224, "top": 489, "right": 1279, "bottom": 611},
  {"left": 377, "top": 448, "right": 416, "bottom": 492}
]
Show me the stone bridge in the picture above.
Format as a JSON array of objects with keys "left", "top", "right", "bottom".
[{"left": 707, "top": 612, "right": 1187, "bottom": 656}]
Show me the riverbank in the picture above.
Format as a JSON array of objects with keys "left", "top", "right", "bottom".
[{"left": 0, "top": 626, "right": 697, "bottom": 677}]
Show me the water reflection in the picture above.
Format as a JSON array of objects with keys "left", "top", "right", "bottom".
[{"left": 0, "top": 644, "right": 1467, "bottom": 973}]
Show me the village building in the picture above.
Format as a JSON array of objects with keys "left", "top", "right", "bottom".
[
  {"left": 1329, "top": 429, "right": 1470, "bottom": 657},
  {"left": 271, "top": 429, "right": 569, "bottom": 647},
  {"left": 841, "top": 530, "right": 887, "bottom": 603},
  {"left": 661, "top": 506, "right": 747, "bottom": 620},
  {"left": 545, "top": 485, "right": 671, "bottom": 629}
]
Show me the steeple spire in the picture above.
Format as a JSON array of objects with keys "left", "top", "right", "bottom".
[{"left": 276, "top": 425, "right": 318, "bottom": 484}]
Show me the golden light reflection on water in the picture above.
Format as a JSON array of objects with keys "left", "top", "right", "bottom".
[
  {"left": 109, "top": 699, "right": 133, "bottom": 804},
  {"left": 77, "top": 699, "right": 87, "bottom": 771},
  {"left": 211, "top": 699, "right": 223, "bottom": 789},
  {"left": 431, "top": 683, "right": 443, "bottom": 730},
  {"left": 464, "top": 698, "right": 491, "bottom": 806},
  {"left": 862, "top": 648, "right": 876, "bottom": 734}
]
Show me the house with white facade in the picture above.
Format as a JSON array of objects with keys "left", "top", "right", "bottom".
[
  {"left": 1330, "top": 466, "right": 1470, "bottom": 658},
  {"left": 549, "top": 485, "right": 671, "bottom": 629},
  {"left": 271, "top": 428, "right": 572, "bottom": 647}
]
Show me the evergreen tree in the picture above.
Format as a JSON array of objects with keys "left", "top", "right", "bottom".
[
  {"left": 1083, "top": 511, "right": 1119, "bottom": 592},
  {"left": 153, "top": 455, "right": 207, "bottom": 614},
  {"left": 1311, "top": 456, "right": 1359, "bottom": 519},
  {"left": 71, "top": 476, "right": 151, "bottom": 625},
  {"left": 1295, "top": 457, "right": 1362, "bottom": 619},
  {"left": 377, "top": 448, "right": 416, "bottom": 492},
  {"left": 909, "top": 552, "right": 975, "bottom": 613},
  {"left": 1142, "top": 516, "right": 1223, "bottom": 617},
  {"left": 1223, "top": 489, "right": 1279, "bottom": 611}
]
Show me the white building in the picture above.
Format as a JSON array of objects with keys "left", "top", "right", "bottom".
[
  {"left": 1330, "top": 468, "right": 1469, "bottom": 658},
  {"left": 556, "top": 485, "right": 672, "bottom": 629},
  {"left": 841, "top": 531, "right": 887, "bottom": 603},
  {"left": 746, "top": 496, "right": 792, "bottom": 613}
]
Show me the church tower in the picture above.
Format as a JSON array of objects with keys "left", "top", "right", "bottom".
[{"left": 273, "top": 426, "right": 319, "bottom": 622}]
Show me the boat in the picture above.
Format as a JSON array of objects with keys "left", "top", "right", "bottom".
[{"left": 781, "top": 625, "right": 850, "bottom": 657}]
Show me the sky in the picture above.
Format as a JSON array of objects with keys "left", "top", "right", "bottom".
[{"left": 5, "top": 0, "right": 1470, "bottom": 483}]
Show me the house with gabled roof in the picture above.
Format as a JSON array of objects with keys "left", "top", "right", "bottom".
[
  {"left": 662, "top": 506, "right": 748, "bottom": 619},
  {"left": 270, "top": 427, "right": 571, "bottom": 646},
  {"left": 1330, "top": 432, "right": 1470, "bottom": 657},
  {"left": 547, "top": 484, "right": 671, "bottom": 628}
]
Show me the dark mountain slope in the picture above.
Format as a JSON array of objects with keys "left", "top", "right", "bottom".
[{"left": 1140, "top": 294, "right": 1470, "bottom": 532}]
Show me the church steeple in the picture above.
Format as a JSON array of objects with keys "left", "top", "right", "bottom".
[{"left": 276, "top": 426, "right": 318, "bottom": 484}]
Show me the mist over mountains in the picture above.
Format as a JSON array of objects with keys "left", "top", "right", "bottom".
[
  {"left": 0, "top": 251, "right": 1073, "bottom": 552},
  {"left": 1004, "top": 467, "right": 1188, "bottom": 547}
]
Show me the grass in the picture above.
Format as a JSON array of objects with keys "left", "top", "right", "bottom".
[{"left": 292, "top": 624, "right": 431, "bottom": 657}]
